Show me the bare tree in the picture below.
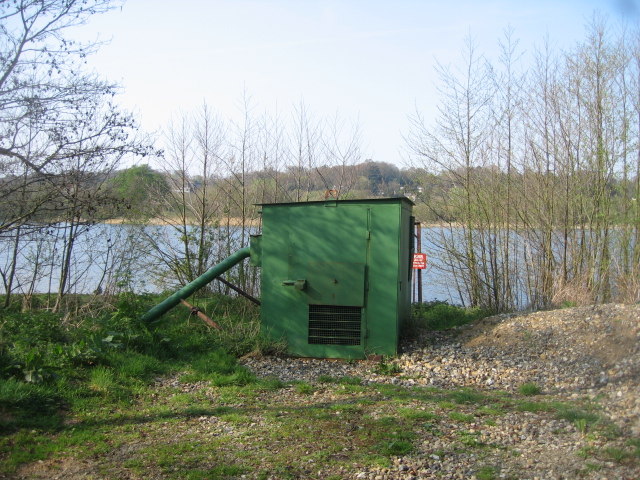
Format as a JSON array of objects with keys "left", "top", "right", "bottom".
[
  {"left": 0, "top": 1, "right": 154, "bottom": 310},
  {"left": 408, "top": 34, "right": 495, "bottom": 308},
  {"left": 0, "top": 0, "right": 126, "bottom": 232},
  {"left": 320, "top": 113, "right": 363, "bottom": 198},
  {"left": 407, "top": 17, "right": 640, "bottom": 310},
  {"left": 289, "top": 100, "right": 321, "bottom": 201},
  {"left": 144, "top": 104, "right": 227, "bottom": 288}
]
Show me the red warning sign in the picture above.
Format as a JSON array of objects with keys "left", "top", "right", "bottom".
[{"left": 412, "top": 253, "right": 427, "bottom": 269}]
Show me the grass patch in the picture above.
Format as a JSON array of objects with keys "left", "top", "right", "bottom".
[
  {"left": 256, "top": 376, "right": 286, "bottom": 391},
  {"left": 319, "top": 375, "right": 362, "bottom": 386},
  {"left": 376, "top": 438, "right": 414, "bottom": 456},
  {"left": 476, "top": 465, "right": 499, "bottom": 480},
  {"left": 457, "top": 430, "right": 486, "bottom": 448},
  {"left": 477, "top": 405, "right": 505, "bottom": 416},
  {"left": 397, "top": 407, "right": 437, "bottom": 421},
  {"left": 518, "top": 382, "right": 542, "bottom": 396},
  {"left": 294, "top": 382, "right": 314, "bottom": 395},
  {"left": 515, "top": 400, "right": 554, "bottom": 413},
  {"left": 628, "top": 438, "right": 640, "bottom": 458},
  {"left": 556, "top": 407, "right": 600, "bottom": 424},
  {"left": 449, "top": 388, "right": 486, "bottom": 404},
  {"left": 602, "top": 446, "right": 632, "bottom": 463},
  {"left": 1, "top": 293, "right": 637, "bottom": 478},
  {"left": 449, "top": 412, "right": 475, "bottom": 423}
]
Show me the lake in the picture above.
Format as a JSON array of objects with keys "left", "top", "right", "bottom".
[{"left": 0, "top": 223, "right": 457, "bottom": 304}]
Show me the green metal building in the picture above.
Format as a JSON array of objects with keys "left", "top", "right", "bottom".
[{"left": 250, "top": 197, "right": 414, "bottom": 359}]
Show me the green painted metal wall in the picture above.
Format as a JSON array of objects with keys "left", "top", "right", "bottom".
[{"left": 252, "top": 197, "right": 414, "bottom": 359}]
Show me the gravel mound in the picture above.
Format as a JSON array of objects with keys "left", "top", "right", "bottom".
[
  {"left": 243, "top": 304, "right": 640, "bottom": 434},
  {"left": 241, "top": 303, "right": 640, "bottom": 479}
]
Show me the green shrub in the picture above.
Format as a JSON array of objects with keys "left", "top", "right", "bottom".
[
  {"left": 0, "top": 292, "right": 273, "bottom": 431},
  {"left": 411, "top": 301, "right": 491, "bottom": 331}
]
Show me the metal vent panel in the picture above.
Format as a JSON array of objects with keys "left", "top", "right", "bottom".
[{"left": 308, "top": 304, "right": 361, "bottom": 345}]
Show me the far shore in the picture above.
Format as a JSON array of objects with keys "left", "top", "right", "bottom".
[
  {"left": 102, "top": 217, "right": 458, "bottom": 228},
  {"left": 102, "top": 217, "right": 263, "bottom": 227}
]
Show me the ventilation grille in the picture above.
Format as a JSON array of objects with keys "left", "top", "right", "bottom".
[{"left": 308, "top": 305, "right": 361, "bottom": 345}]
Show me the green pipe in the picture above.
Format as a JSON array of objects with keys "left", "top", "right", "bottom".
[{"left": 141, "top": 247, "right": 251, "bottom": 323}]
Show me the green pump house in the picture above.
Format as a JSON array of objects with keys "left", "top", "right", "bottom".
[{"left": 250, "top": 197, "right": 415, "bottom": 359}]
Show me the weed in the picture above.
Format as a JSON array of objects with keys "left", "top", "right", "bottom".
[
  {"left": 338, "top": 376, "right": 362, "bottom": 385},
  {"left": 423, "top": 422, "right": 443, "bottom": 436},
  {"left": 583, "top": 462, "right": 602, "bottom": 472},
  {"left": 518, "top": 382, "right": 541, "bottom": 396},
  {"left": 627, "top": 438, "right": 640, "bottom": 458},
  {"left": 219, "top": 413, "right": 252, "bottom": 424},
  {"left": 181, "top": 349, "right": 257, "bottom": 386},
  {"left": 457, "top": 430, "right": 485, "bottom": 448},
  {"left": 330, "top": 403, "right": 362, "bottom": 415},
  {"left": 577, "top": 446, "right": 596, "bottom": 459},
  {"left": 107, "top": 350, "right": 166, "bottom": 379},
  {"left": 89, "top": 366, "right": 117, "bottom": 394},
  {"left": 561, "top": 300, "right": 578, "bottom": 308},
  {"left": 374, "top": 358, "right": 402, "bottom": 375},
  {"left": 477, "top": 405, "right": 504, "bottom": 416},
  {"left": 602, "top": 447, "right": 631, "bottom": 463},
  {"left": 575, "top": 418, "right": 588, "bottom": 435},
  {"left": 210, "top": 368, "right": 255, "bottom": 387}
]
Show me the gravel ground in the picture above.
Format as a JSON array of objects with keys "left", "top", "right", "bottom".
[{"left": 241, "top": 303, "right": 640, "bottom": 479}]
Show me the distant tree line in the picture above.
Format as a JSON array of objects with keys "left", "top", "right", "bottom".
[{"left": 107, "top": 159, "right": 414, "bottom": 218}]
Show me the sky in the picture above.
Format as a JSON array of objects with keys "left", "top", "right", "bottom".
[{"left": 74, "top": 0, "right": 639, "bottom": 167}]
